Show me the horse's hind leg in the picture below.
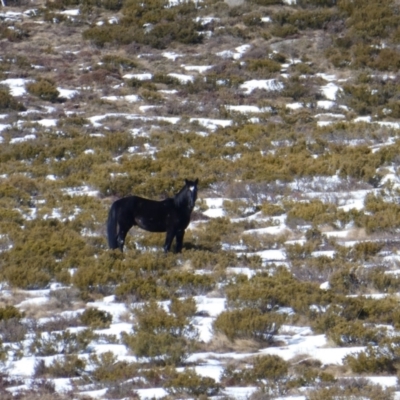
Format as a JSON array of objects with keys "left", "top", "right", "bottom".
[
  {"left": 117, "top": 222, "right": 130, "bottom": 252},
  {"left": 163, "top": 229, "right": 175, "bottom": 253},
  {"left": 175, "top": 230, "right": 185, "bottom": 253},
  {"left": 117, "top": 229, "right": 127, "bottom": 252}
]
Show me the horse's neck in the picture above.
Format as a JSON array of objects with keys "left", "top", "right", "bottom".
[{"left": 174, "top": 191, "right": 192, "bottom": 210}]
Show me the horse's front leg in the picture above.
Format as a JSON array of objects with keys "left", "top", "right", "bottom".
[
  {"left": 175, "top": 230, "right": 185, "bottom": 253},
  {"left": 163, "top": 229, "right": 175, "bottom": 253}
]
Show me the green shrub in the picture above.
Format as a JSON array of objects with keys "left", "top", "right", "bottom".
[
  {"left": 338, "top": 0, "right": 400, "bottom": 40},
  {"left": 0, "top": 87, "right": 25, "bottom": 111},
  {"left": 243, "top": 12, "right": 262, "bottom": 27},
  {"left": 0, "top": 306, "right": 23, "bottom": 321},
  {"left": 1, "top": 219, "right": 91, "bottom": 289},
  {"left": 312, "top": 296, "right": 400, "bottom": 335},
  {"left": 344, "top": 338, "right": 400, "bottom": 374},
  {"left": 122, "top": 298, "right": 197, "bottom": 365},
  {"left": 288, "top": 8, "right": 337, "bottom": 30},
  {"left": 101, "top": 54, "right": 137, "bottom": 71},
  {"left": 29, "top": 329, "right": 95, "bottom": 356},
  {"left": 260, "top": 202, "right": 285, "bottom": 217},
  {"left": 327, "top": 318, "right": 385, "bottom": 346},
  {"left": 89, "top": 351, "right": 138, "bottom": 382},
  {"left": 163, "top": 271, "right": 215, "bottom": 296},
  {"left": 115, "top": 275, "right": 168, "bottom": 302},
  {"left": 34, "top": 355, "right": 86, "bottom": 378},
  {"left": 27, "top": 78, "right": 60, "bottom": 102},
  {"left": 247, "top": 59, "right": 281, "bottom": 76},
  {"left": 289, "top": 358, "right": 335, "bottom": 389},
  {"left": 270, "top": 24, "right": 298, "bottom": 38},
  {"left": 360, "top": 193, "right": 400, "bottom": 234},
  {"left": 0, "top": 306, "right": 26, "bottom": 343},
  {"left": 307, "top": 378, "right": 394, "bottom": 400},
  {"left": 221, "top": 355, "right": 290, "bottom": 394},
  {"left": 213, "top": 308, "right": 285, "bottom": 343},
  {"left": 83, "top": 0, "right": 202, "bottom": 49},
  {"left": 80, "top": 308, "right": 112, "bottom": 329},
  {"left": 225, "top": 269, "right": 332, "bottom": 315},
  {"left": 165, "top": 368, "right": 220, "bottom": 396}
]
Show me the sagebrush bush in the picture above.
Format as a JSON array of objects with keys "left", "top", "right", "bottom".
[
  {"left": 80, "top": 307, "right": 112, "bottom": 329},
  {"left": 29, "top": 329, "right": 95, "bottom": 356},
  {"left": 307, "top": 377, "right": 394, "bottom": 400},
  {"left": 26, "top": 78, "right": 60, "bottom": 102},
  {"left": 225, "top": 269, "right": 333, "bottom": 315},
  {"left": 165, "top": 368, "right": 220, "bottom": 396},
  {"left": 344, "top": 338, "right": 400, "bottom": 374},
  {"left": 83, "top": 0, "right": 202, "bottom": 48},
  {"left": 213, "top": 308, "right": 285, "bottom": 343},
  {"left": 122, "top": 298, "right": 197, "bottom": 365},
  {"left": 221, "top": 355, "right": 289, "bottom": 386},
  {"left": 0, "top": 316, "right": 27, "bottom": 343},
  {"left": 34, "top": 355, "right": 86, "bottom": 378},
  {"left": 89, "top": 351, "right": 138, "bottom": 382},
  {"left": 0, "top": 87, "right": 26, "bottom": 111}
]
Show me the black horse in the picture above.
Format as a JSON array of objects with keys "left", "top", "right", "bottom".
[{"left": 107, "top": 179, "right": 198, "bottom": 253}]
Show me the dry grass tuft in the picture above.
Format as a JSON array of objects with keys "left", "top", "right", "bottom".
[{"left": 204, "top": 332, "right": 261, "bottom": 353}]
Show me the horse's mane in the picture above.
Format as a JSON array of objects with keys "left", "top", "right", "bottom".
[{"left": 174, "top": 184, "right": 191, "bottom": 208}]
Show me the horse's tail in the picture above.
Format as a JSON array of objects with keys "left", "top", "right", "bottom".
[{"left": 107, "top": 202, "right": 119, "bottom": 249}]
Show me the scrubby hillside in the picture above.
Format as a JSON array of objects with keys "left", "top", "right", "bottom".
[{"left": 1, "top": 0, "right": 400, "bottom": 398}]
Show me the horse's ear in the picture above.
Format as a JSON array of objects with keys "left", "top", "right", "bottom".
[
  {"left": 195, "top": 178, "right": 199, "bottom": 185},
  {"left": 185, "top": 179, "right": 189, "bottom": 185}
]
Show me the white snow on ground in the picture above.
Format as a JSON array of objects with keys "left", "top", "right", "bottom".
[
  {"left": 101, "top": 94, "right": 140, "bottom": 103},
  {"left": 240, "top": 79, "right": 284, "bottom": 94},
  {"left": 162, "top": 51, "right": 183, "bottom": 61},
  {"left": 0, "top": 78, "right": 32, "bottom": 96},
  {"left": 168, "top": 73, "right": 194, "bottom": 83},
  {"left": 123, "top": 73, "right": 153, "bottom": 81},
  {"left": 320, "top": 82, "right": 341, "bottom": 100},
  {"left": 182, "top": 65, "right": 213, "bottom": 73},
  {"left": 226, "top": 105, "right": 272, "bottom": 113},
  {"left": 57, "top": 88, "right": 79, "bottom": 99},
  {"left": 217, "top": 44, "right": 251, "bottom": 59},
  {"left": 190, "top": 117, "right": 232, "bottom": 130}
]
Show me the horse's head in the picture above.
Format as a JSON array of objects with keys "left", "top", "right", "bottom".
[{"left": 184, "top": 178, "right": 198, "bottom": 209}]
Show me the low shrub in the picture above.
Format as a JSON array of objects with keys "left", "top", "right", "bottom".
[
  {"left": 34, "top": 355, "right": 86, "bottom": 378},
  {"left": 80, "top": 308, "right": 112, "bottom": 329},
  {"left": 270, "top": 24, "right": 298, "bottom": 38},
  {"left": 29, "top": 329, "right": 95, "bottom": 356},
  {"left": 115, "top": 275, "right": 169, "bottom": 302},
  {"left": 213, "top": 308, "right": 285, "bottom": 343},
  {"left": 37, "top": 315, "right": 82, "bottom": 332},
  {"left": 307, "top": 378, "right": 394, "bottom": 400},
  {"left": 247, "top": 59, "right": 281, "bottom": 76},
  {"left": 26, "top": 78, "right": 60, "bottom": 103},
  {"left": 221, "top": 355, "right": 290, "bottom": 395},
  {"left": 89, "top": 351, "right": 138, "bottom": 382},
  {"left": 290, "top": 358, "right": 335, "bottom": 389},
  {"left": 225, "top": 269, "right": 333, "bottom": 315},
  {"left": 0, "top": 87, "right": 26, "bottom": 111},
  {"left": 0, "top": 306, "right": 23, "bottom": 321},
  {"left": 344, "top": 338, "right": 400, "bottom": 374},
  {"left": 165, "top": 368, "right": 220, "bottom": 396},
  {"left": 0, "top": 318, "right": 27, "bottom": 343},
  {"left": 327, "top": 318, "right": 385, "bottom": 346},
  {"left": 361, "top": 193, "right": 400, "bottom": 234},
  {"left": 260, "top": 202, "right": 285, "bottom": 216},
  {"left": 163, "top": 271, "right": 215, "bottom": 296},
  {"left": 122, "top": 298, "right": 198, "bottom": 365}
]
